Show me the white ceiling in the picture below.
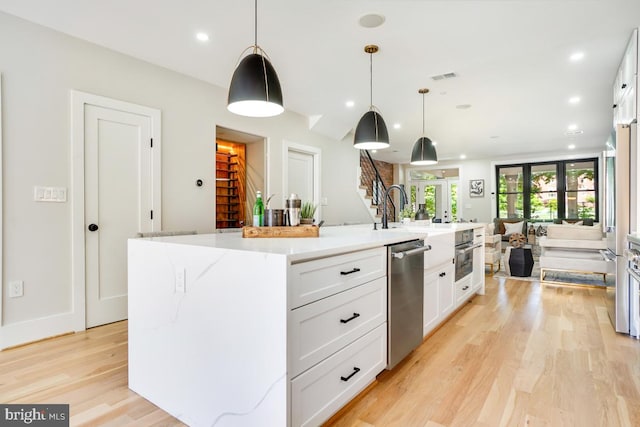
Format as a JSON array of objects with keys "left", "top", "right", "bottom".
[{"left": 1, "top": 0, "right": 638, "bottom": 164}]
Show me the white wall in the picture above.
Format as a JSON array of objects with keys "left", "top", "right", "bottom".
[{"left": 0, "top": 12, "right": 371, "bottom": 347}]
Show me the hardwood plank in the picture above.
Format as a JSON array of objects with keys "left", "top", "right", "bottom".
[{"left": 2, "top": 276, "right": 640, "bottom": 427}]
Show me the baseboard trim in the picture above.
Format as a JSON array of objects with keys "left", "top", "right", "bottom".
[{"left": 0, "top": 312, "right": 80, "bottom": 350}]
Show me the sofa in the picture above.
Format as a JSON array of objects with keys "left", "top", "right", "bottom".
[
  {"left": 493, "top": 218, "right": 528, "bottom": 242},
  {"left": 537, "top": 223, "right": 610, "bottom": 284}
]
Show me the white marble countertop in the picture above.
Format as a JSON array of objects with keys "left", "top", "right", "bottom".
[{"left": 135, "top": 222, "right": 485, "bottom": 262}]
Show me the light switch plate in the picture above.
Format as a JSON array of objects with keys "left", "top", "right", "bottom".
[{"left": 34, "top": 186, "right": 68, "bottom": 202}]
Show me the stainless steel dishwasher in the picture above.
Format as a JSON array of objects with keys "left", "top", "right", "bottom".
[{"left": 387, "top": 239, "right": 431, "bottom": 370}]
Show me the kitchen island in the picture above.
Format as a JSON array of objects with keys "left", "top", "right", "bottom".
[{"left": 127, "top": 223, "right": 485, "bottom": 426}]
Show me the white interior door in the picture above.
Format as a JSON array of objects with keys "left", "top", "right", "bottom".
[
  {"left": 84, "top": 105, "right": 153, "bottom": 327},
  {"left": 287, "top": 149, "right": 314, "bottom": 203}
]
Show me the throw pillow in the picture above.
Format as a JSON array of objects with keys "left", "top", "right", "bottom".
[
  {"left": 562, "top": 220, "right": 583, "bottom": 226},
  {"left": 503, "top": 221, "right": 524, "bottom": 236}
]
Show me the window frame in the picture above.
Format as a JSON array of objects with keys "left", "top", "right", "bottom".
[{"left": 495, "top": 157, "right": 599, "bottom": 222}]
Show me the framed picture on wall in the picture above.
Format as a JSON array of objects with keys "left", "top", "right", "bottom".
[{"left": 469, "top": 179, "right": 484, "bottom": 197}]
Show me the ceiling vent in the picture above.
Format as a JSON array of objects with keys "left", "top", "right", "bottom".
[
  {"left": 565, "top": 130, "right": 584, "bottom": 136},
  {"left": 431, "top": 72, "right": 457, "bottom": 81}
]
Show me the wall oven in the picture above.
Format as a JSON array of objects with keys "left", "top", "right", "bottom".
[
  {"left": 455, "top": 229, "right": 480, "bottom": 282},
  {"left": 625, "top": 235, "right": 640, "bottom": 338}
]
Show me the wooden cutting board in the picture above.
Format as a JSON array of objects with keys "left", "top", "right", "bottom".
[{"left": 242, "top": 225, "right": 319, "bottom": 238}]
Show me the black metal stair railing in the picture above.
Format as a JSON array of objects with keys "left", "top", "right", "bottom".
[{"left": 360, "top": 150, "right": 398, "bottom": 221}]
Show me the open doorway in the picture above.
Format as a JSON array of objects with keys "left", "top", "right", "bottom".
[
  {"left": 408, "top": 168, "right": 459, "bottom": 222},
  {"left": 215, "top": 126, "right": 265, "bottom": 229}
]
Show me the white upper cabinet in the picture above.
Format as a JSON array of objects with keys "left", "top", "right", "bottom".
[{"left": 614, "top": 29, "right": 638, "bottom": 126}]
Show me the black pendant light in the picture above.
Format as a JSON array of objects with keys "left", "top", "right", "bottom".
[
  {"left": 353, "top": 45, "right": 390, "bottom": 150},
  {"left": 227, "top": 0, "right": 284, "bottom": 117},
  {"left": 410, "top": 88, "right": 438, "bottom": 165}
]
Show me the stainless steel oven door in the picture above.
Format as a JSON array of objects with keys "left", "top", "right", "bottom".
[{"left": 455, "top": 244, "right": 474, "bottom": 282}]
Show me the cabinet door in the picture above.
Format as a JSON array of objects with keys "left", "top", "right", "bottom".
[
  {"left": 472, "top": 228, "right": 485, "bottom": 292},
  {"left": 439, "top": 263, "right": 455, "bottom": 317},
  {"left": 423, "top": 270, "right": 439, "bottom": 337}
]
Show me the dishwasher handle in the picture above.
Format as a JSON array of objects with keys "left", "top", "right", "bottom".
[{"left": 392, "top": 244, "right": 432, "bottom": 259}]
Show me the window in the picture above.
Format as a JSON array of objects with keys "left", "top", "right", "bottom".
[{"left": 496, "top": 158, "right": 598, "bottom": 221}]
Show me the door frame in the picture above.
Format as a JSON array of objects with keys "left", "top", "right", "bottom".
[
  {"left": 282, "top": 141, "right": 322, "bottom": 221},
  {"left": 70, "top": 90, "right": 161, "bottom": 330},
  {"left": 409, "top": 178, "right": 460, "bottom": 222}
]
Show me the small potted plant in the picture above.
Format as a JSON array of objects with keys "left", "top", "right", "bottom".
[
  {"left": 300, "top": 202, "right": 317, "bottom": 225},
  {"left": 399, "top": 205, "right": 415, "bottom": 224}
]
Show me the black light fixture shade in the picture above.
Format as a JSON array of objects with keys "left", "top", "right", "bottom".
[
  {"left": 353, "top": 45, "right": 389, "bottom": 150},
  {"left": 227, "top": 52, "right": 284, "bottom": 117},
  {"left": 411, "top": 136, "right": 438, "bottom": 165},
  {"left": 354, "top": 110, "right": 390, "bottom": 149},
  {"left": 410, "top": 88, "right": 438, "bottom": 165}
]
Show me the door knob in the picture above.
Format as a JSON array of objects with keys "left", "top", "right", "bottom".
[{"left": 88, "top": 224, "right": 99, "bottom": 232}]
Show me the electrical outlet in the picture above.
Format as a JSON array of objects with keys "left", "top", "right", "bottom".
[
  {"left": 9, "top": 280, "right": 24, "bottom": 298},
  {"left": 175, "top": 268, "right": 185, "bottom": 293}
]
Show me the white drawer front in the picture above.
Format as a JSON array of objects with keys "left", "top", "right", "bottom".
[
  {"left": 424, "top": 233, "right": 454, "bottom": 269},
  {"left": 289, "top": 277, "right": 387, "bottom": 377},
  {"left": 289, "top": 247, "right": 386, "bottom": 309},
  {"left": 290, "top": 323, "right": 387, "bottom": 427},
  {"left": 455, "top": 275, "right": 473, "bottom": 305}
]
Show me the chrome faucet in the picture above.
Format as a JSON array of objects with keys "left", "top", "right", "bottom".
[{"left": 381, "top": 184, "right": 408, "bottom": 229}]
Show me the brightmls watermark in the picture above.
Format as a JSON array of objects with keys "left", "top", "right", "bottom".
[{"left": 1, "top": 404, "right": 69, "bottom": 426}]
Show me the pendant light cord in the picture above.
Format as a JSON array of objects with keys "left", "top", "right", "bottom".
[
  {"left": 422, "top": 92, "right": 425, "bottom": 135},
  {"left": 254, "top": 0, "right": 258, "bottom": 47},
  {"left": 369, "top": 52, "right": 373, "bottom": 107}
]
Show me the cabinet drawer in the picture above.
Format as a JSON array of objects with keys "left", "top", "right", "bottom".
[
  {"left": 455, "top": 275, "right": 473, "bottom": 305},
  {"left": 290, "top": 323, "right": 387, "bottom": 427},
  {"left": 289, "top": 277, "right": 386, "bottom": 377},
  {"left": 289, "top": 247, "right": 386, "bottom": 309}
]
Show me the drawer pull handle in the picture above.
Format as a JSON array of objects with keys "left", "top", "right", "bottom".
[
  {"left": 462, "top": 285, "right": 469, "bottom": 291},
  {"left": 340, "top": 313, "right": 361, "bottom": 324},
  {"left": 340, "top": 268, "right": 361, "bottom": 276},
  {"left": 340, "top": 367, "right": 361, "bottom": 382}
]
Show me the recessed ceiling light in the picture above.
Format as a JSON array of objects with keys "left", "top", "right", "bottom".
[
  {"left": 570, "top": 52, "right": 584, "bottom": 62},
  {"left": 345, "top": 100, "right": 355, "bottom": 108},
  {"left": 460, "top": 154, "right": 467, "bottom": 159},
  {"left": 393, "top": 123, "right": 401, "bottom": 129},
  {"left": 359, "top": 14, "right": 385, "bottom": 28},
  {"left": 196, "top": 32, "right": 209, "bottom": 42},
  {"left": 456, "top": 104, "right": 472, "bottom": 110},
  {"left": 568, "top": 124, "right": 578, "bottom": 131},
  {"left": 568, "top": 144, "right": 576, "bottom": 150},
  {"left": 568, "top": 96, "right": 581, "bottom": 104}
]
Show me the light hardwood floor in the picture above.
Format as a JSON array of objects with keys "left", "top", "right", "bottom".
[{"left": 1, "top": 276, "right": 639, "bottom": 426}]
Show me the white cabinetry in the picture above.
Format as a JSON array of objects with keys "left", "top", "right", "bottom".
[
  {"left": 455, "top": 275, "right": 473, "bottom": 305},
  {"left": 472, "top": 227, "right": 485, "bottom": 293},
  {"left": 438, "top": 263, "right": 455, "bottom": 318},
  {"left": 423, "top": 262, "right": 455, "bottom": 336},
  {"left": 423, "top": 232, "right": 455, "bottom": 337},
  {"left": 289, "top": 247, "right": 387, "bottom": 426},
  {"left": 614, "top": 29, "right": 638, "bottom": 126}
]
